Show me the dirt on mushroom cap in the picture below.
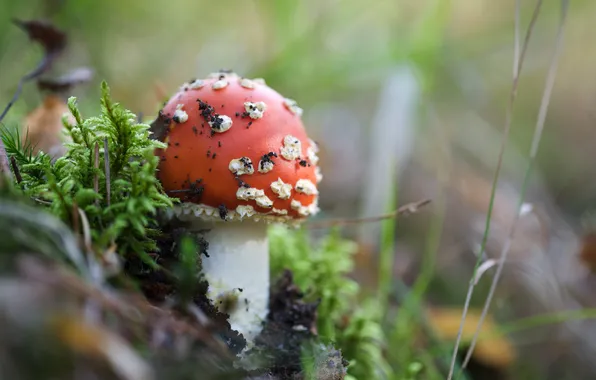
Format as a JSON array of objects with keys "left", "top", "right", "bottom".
[{"left": 155, "top": 72, "right": 320, "bottom": 221}]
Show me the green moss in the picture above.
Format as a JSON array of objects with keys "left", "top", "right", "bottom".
[
  {"left": 1, "top": 81, "right": 173, "bottom": 266},
  {"left": 269, "top": 225, "right": 392, "bottom": 380}
]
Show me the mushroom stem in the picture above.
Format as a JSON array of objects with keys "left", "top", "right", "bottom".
[{"left": 192, "top": 219, "right": 270, "bottom": 346}]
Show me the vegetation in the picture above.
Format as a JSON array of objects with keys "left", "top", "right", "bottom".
[
  {"left": 0, "top": 83, "right": 395, "bottom": 379},
  {"left": 269, "top": 225, "right": 392, "bottom": 379},
  {"left": 2, "top": 82, "right": 173, "bottom": 264},
  {"left": 0, "top": 0, "right": 594, "bottom": 379}
]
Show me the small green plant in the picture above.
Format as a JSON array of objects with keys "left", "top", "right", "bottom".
[
  {"left": 1, "top": 82, "right": 173, "bottom": 264},
  {"left": 269, "top": 225, "right": 392, "bottom": 380}
]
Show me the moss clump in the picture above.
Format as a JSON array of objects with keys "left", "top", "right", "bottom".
[
  {"left": 1, "top": 81, "right": 173, "bottom": 265},
  {"left": 269, "top": 225, "right": 392, "bottom": 380}
]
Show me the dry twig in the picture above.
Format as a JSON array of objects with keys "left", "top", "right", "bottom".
[
  {"left": 9, "top": 157, "right": 21, "bottom": 183},
  {"left": 306, "top": 199, "right": 431, "bottom": 229},
  {"left": 104, "top": 138, "right": 111, "bottom": 206}
]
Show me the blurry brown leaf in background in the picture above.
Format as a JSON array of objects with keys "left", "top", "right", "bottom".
[
  {"left": 426, "top": 306, "right": 515, "bottom": 370},
  {"left": 13, "top": 19, "right": 67, "bottom": 60},
  {"left": 26, "top": 66, "right": 94, "bottom": 158},
  {"left": 22, "top": 94, "right": 73, "bottom": 158},
  {"left": 579, "top": 232, "right": 596, "bottom": 274},
  {"left": 0, "top": 19, "right": 68, "bottom": 124}
]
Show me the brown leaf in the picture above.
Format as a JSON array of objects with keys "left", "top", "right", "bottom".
[
  {"left": 13, "top": 19, "right": 67, "bottom": 58},
  {"left": 37, "top": 67, "right": 94, "bottom": 93},
  {"left": 579, "top": 232, "right": 596, "bottom": 273},
  {"left": 0, "top": 20, "right": 68, "bottom": 124},
  {"left": 426, "top": 306, "right": 516, "bottom": 369},
  {"left": 22, "top": 94, "right": 73, "bottom": 158}
]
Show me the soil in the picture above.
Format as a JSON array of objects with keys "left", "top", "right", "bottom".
[
  {"left": 247, "top": 270, "right": 348, "bottom": 380},
  {"left": 128, "top": 218, "right": 247, "bottom": 355},
  {"left": 127, "top": 215, "right": 348, "bottom": 379},
  {"left": 246, "top": 269, "right": 321, "bottom": 378}
]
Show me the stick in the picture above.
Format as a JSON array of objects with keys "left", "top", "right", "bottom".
[
  {"left": 104, "top": 138, "right": 111, "bottom": 206},
  {"left": 306, "top": 199, "right": 431, "bottom": 229},
  {"left": 10, "top": 157, "right": 21, "bottom": 183},
  {"left": 93, "top": 142, "right": 99, "bottom": 205}
]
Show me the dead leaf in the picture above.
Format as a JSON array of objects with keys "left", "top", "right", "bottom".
[
  {"left": 579, "top": 232, "right": 596, "bottom": 273},
  {"left": 0, "top": 20, "right": 68, "bottom": 124},
  {"left": 13, "top": 19, "right": 67, "bottom": 62},
  {"left": 426, "top": 306, "right": 516, "bottom": 369},
  {"left": 22, "top": 94, "right": 73, "bottom": 158}
]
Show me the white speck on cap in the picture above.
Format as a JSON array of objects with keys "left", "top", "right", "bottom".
[
  {"left": 209, "top": 115, "right": 233, "bottom": 133},
  {"left": 295, "top": 179, "right": 318, "bottom": 195},
  {"left": 290, "top": 197, "right": 319, "bottom": 217},
  {"left": 306, "top": 139, "right": 320, "bottom": 166},
  {"left": 270, "top": 178, "right": 292, "bottom": 199},
  {"left": 280, "top": 135, "right": 302, "bottom": 161},
  {"left": 244, "top": 101, "right": 267, "bottom": 119},
  {"left": 315, "top": 167, "right": 323, "bottom": 183},
  {"left": 174, "top": 202, "right": 302, "bottom": 224},
  {"left": 173, "top": 104, "right": 188, "bottom": 123},
  {"left": 290, "top": 199, "right": 309, "bottom": 216},
  {"left": 212, "top": 79, "right": 229, "bottom": 90},
  {"left": 258, "top": 158, "right": 274, "bottom": 174},
  {"left": 188, "top": 79, "right": 205, "bottom": 90},
  {"left": 235, "top": 205, "right": 256, "bottom": 219},
  {"left": 255, "top": 195, "right": 273, "bottom": 208},
  {"left": 229, "top": 157, "right": 254, "bottom": 175},
  {"left": 239, "top": 78, "right": 256, "bottom": 89},
  {"left": 283, "top": 98, "right": 303, "bottom": 116},
  {"left": 236, "top": 187, "right": 265, "bottom": 200}
]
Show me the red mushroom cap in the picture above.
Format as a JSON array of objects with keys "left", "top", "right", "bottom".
[{"left": 155, "top": 71, "right": 321, "bottom": 223}]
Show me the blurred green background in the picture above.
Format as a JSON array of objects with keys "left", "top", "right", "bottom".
[{"left": 2, "top": 0, "right": 596, "bottom": 378}]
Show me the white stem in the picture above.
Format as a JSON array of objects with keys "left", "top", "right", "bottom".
[{"left": 192, "top": 220, "right": 270, "bottom": 346}]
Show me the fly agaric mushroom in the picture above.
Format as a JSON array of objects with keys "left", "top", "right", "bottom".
[{"left": 154, "top": 70, "right": 321, "bottom": 345}]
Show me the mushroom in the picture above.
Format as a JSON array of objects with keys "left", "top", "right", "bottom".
[{"left": 154, "top": 70, "right": 321, "bottom": 345}]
